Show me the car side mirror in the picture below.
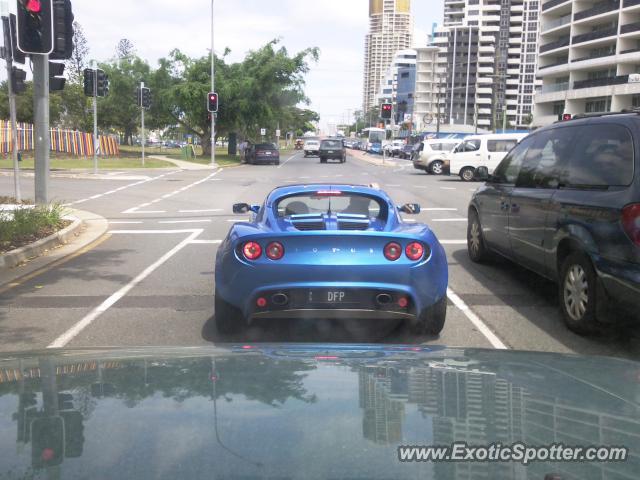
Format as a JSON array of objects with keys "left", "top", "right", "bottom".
[
  {"left": 398, "top": 203, "right": 421, "bottom": 214},
  {"left": 474, "top": 166, "right": 490, "bottom": 181},
  {"left": 233, "top": 203, "right": 250, "bottom": 214}
]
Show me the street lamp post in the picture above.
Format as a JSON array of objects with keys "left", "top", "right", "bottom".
[{"left": 210, "top": 0, "right": 217, "bottom": 168}]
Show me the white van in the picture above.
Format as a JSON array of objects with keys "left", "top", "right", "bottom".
[
  {"left": 413, "top": 139, "right": 461, "bottom": 174},
  {"left": 448, "top": 133, "right": 528, "bottom": 181}
]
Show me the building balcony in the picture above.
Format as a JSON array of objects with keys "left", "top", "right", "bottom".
[
  {"left": 574, "top": 2, "right": 620, "bottom": 22},
  {"left": 540, "top": 36, "right": 570, "bottom": 53},
  {"left": 539, "top": 59, "right": 569, "bottom": 70},
  {"left": 572, "top": 25, "right": 618, "bottom": 44},
  {"left": 571, "top": 50, "right": 615, "bottom": 63},
  {"left": 542, "top": 0, "right": 571, "bottom": 11},
  {"left": 573, "top": 75, "right": 629, "bottom": 89},
  {"left": 621, "top": 21, "right": 640, "bottom": 34},
  {"left": 538, "top": 82, "right": 570, "bottom": 94},
  {"left": 541, "top": 14, "right": 572, "bottom": 32},
  {"left": 623, "top": 0, "right": 640, "bottom": 8}
]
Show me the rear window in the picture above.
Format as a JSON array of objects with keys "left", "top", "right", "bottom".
[
  {"left": 566, "top": 124, "right": 634, "bottom": 187},
  {"left": 256, "top": 143, "right": 276, "bottom": 149},
  {"left": 276, "top": 193, "right": 386, "bottom": 219},
  {"left": 487, "top": 139, "right": 519, "bottom": 152},
  {"left": 321, "top": 140, "right": 343, "bottom": 149}
]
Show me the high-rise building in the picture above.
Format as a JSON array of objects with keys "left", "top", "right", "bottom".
[
  {"left": 534, "top": 0, "right": 640, "bottom": 127},
  {"left": 434, "top": 0, "right": 540, "bottom": 130},
  {"left": 363, "top": 0, "right": 413, "bottom": 113},
  {"left": 414, "top": 46, "right": 441, "bottom": 131}
]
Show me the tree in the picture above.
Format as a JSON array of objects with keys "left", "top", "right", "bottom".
[
  {"left": 0, "top": 81, "right": 63, "bottom": 124},
  {"left": 116, "top": 38, "right": 136, "bottom": 59},
  {"left": 66, "top": 21, "right": 89, "bottom": 83}
]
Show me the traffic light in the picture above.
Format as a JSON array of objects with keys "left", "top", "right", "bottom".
[
  {"left": 50, "top": 0, "right": 74, "bottom": 60},
  {"left": 31, "top": 416, "right": 64, "bottom": 468},
  {"left": 16, "top": 0, "right": 54, "bottom": 55},
  {"left": 11, "top": 67, "right": 27, "bottom": 93},
  {"left": 83, "top": 68, "right": 95, "bottom": 96},
  {"left": 49, "top": 61, "right": 65, "bottom": 91},
  {"left": 381, "top": 103, "right": 393, "bottom": 120},
  {"left": 141, "top": 87, "right": 152, "bottom": 109},
  {"left": 134, "top": 87, "right": 141, "bottom": 107},
  {"left": 59, "top": 411, "right": 84, "bottom": 458},
  {"left": 207, "top": 92, "right": 218, "bottom": 113},
  {"left": 2, "top": 15, "right": 26, "bottom": 64},
  {"left": 96, "top": 69, "right": 109, "bottom": 97}
]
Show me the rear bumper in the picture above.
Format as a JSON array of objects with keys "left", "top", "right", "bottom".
[
  {"left": 319, "top": 152, "right": 344, "bottom": 159},
  {"left": 253, "top": 156, "right": 279, "bottom": 164},
  {"left": 593, "top": 256, "right": 640, "bottom": 319},
  {"left": 304, "top": 150, "right": 319, "bottom": 155},
  {"left": 252, "top": 309, "right": 414, "bottom": 321}
]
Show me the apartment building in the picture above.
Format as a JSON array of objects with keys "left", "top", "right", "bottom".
[
  {"left": 534, "top": 0, "right": 640, "bottom": 126},
  {"left": 433, "top": 0, "right": 541, "bottom": 130},
  {"left": 413, "top": 46, "right": 441, "bottom": 130},
  {"left": 362, "top": 0, "right": 413, "bottom": 112}
]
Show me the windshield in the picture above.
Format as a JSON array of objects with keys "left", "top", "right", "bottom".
[{"left": 1, "top": 0, "right": 639, "bottom": 477}]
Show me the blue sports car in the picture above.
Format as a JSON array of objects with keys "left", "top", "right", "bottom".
[{"left": 215, "top": 184, "right": 448, "bottom": 335}]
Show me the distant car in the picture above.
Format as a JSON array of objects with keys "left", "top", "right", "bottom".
[
  {"left": 319, "top": 139, "right": 346, "bottom": 164},
  {"left": 368, "top": 142, "right": 383, "bottom": 155},
  {"left": 448, "top": 133, "right": 527, "bottom": 181},
  {"left": 468, "top": 112, "right": 640, "bottom": 334},
  {"left": 413, "top": 139, "right": 461, "bottom": 175},
  {"left": 383, "top": 140, "right": 405, "bottom": 157},
  {"left": 216, "top": 184, "right": 448, "bottom": 335},
  {"left": 398, "top": 144, "right": 416, "bottom": 160},
  {"left": 246, "top": 143, "right": 280, "bottom": 165},
  {"left": 163, "top": 141, "right": 181, "bottom": 149},
  {"left": 304, "top": 140, "right": 320, "bottom": 157}
]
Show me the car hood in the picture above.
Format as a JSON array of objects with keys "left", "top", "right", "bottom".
[{"left": 0, "top": 345, "right": 638, "bottom": 479}]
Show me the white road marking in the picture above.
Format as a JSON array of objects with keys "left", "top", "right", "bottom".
[
  {"left": 439, "top": 240, "right": 467, "bottom": 245},
  {"left": 109, "top": 229, "right": 201, "bottom": 234},
  {"left": 158, "top": 219, "right": 212, "bottom": 224},
  {"left": 402, "top": 219, "right": 417, "bottom": 223},
  {"left": 469, "top": 188, "right": 477, "bottom": 192},
  {"left": 422, "top": 208, "right": 458, "bottom": 211},
  {"left": 179, "top": 209, "right": 223, "bottom": 213},
  {"left": 134, "top": 210, "right": 166, "bottom": 214},
  {"left": 432, "top": 218, "right": 467, "bottom": 222},
  {"left": 300, "top": 176, "right": 310, "bottom": 179},
  {"left": 48, "top": 229, "right": 204, "bottom": 348},
  {"left": 386, "top": 184, "right": 401, "bottom": 187},
  {"left": 227, "top": 218, "right": 250, "bottom": 222},
  {"left": 89, "top": 194, "right": 102, "bottom": 200},
  {"left": 440, "top": 187, "right": 456, "bottom": 190},
  {"left": 447, "top": 287, "right": 508, "bottom": 349},
  {"left": 189, "top": 239, "right": 222, "bottom": 245},
  {"left": 277, "top": 152, "right": 299, "bottom": 169},
  {"left": 108, "top": 221, "right": 143, "bottom": 225}
]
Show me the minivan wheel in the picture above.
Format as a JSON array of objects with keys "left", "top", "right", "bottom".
[
  {"left": 430, "top": 160, "right": 444, "bottom": 175},
  {"left": 460, "top": 167, "right": 475, "bottom": 182},
  {"left": 559, "top": 252, "right": 599, "bottom": 335},
  {"left": 467, "top": 209, "right": 490, "bottom": 263}
]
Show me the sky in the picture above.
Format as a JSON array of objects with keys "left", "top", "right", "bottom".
[{"left": 5, "top": 0, "right": 444, "bottom": 131}]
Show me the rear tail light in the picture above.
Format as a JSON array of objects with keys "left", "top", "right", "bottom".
[
  {"left": 266, "top": 242, "right": 285, "bottom": 260},
  {"left": 405, "top": 242, "right": 425, "bottom": 261},
  {"left": 622, "top": 203, "right": 640, "bottom": 247},
  {"left": 384, "top": 242, "right": 402, "bottom": 261},
  {"left": 243, "top": 242, "right": 262, "bottom": 260}
]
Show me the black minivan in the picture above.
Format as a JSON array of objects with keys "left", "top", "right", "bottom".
[{"left": 468, "top": 112, "right": 639, "bottom": 334}]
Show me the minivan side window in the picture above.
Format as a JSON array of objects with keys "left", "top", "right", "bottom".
[
  {"left": 456, "top": 139, "right": 480, "bottom": 153},
  {"left": 487, "top": 139, "right": 519, "bottom": 152},
  {"left": 566, "top": 124, "right": 634, "bottom": 187},
  {"left": 492, "top": 135, "right": 536, "bottom": 184},
  {"left": 516, "top": 128, "right": 577, "bottom": 188}
]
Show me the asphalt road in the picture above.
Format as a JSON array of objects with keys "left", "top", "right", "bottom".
[{"left": 1, "top": 151, "right": 639, "bottom": 358}]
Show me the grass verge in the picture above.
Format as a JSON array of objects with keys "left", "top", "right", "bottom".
[{"left": 0, "top": 204, "right": 70, "bottom": 254}]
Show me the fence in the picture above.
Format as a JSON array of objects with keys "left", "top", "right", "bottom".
[{"left": 0, "top": 120, "right": 120, "bottom": 157}]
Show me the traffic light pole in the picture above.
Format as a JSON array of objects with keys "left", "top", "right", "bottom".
[
  {"left": 210, "top": 0, "right": 217, "bottom": 168},
  {"left": 140, "top": 81, "right": 145, "bottom": 167},
  {"left": 93, "top": 64, "right": 98, "bottom": 174},
  {"left": 33, "top": 54, "right": 50, "bottom": 205},
  {"left": 5, "top": 54, "right": 21, "bottom": 202}
]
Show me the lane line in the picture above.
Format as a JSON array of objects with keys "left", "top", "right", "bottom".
[
  {"left": 179, "top": 209, "right": 223, "bottom": 213},
  {"left": 158, "top": 219, "right": 212, "bottom": 224},
  {"left": 277, "top": 152, "right": 300, "bottom": 169},
  {"left": 108, "top": 221, "right": 143, "bottom": 225},
  {"left": 109, "top": 229, "right": 201, "bottom": 234},
  {"left": 422, "top": 208, "right": 458, "bottom": 211},
  {"left": 227, "top": 218, "right": 250, "bottom": 222},
  {"left": 189, "top": 239, "right": 222, "bottom": 245},
  {"left": 48, "top": 230, "right": 204, "bottom": 348},
  {"left": 446, "top": 287, "right": 508, "bottom": 349},
  {"left": 134, "top": 210, "right": 166, "bottom": 214},
  {"left": 439, "top": 240, "right": 467, "bottom": 245},
  {"left": 432, "top": 218, "right": 467, "bottom": 222},
  {"left": 440, "top": 187, "right": 456, "bottom": 190}
]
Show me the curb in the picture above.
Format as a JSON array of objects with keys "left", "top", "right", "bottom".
[
  {"left": 0, "top": 215, "right": 83, "bottom": 269},
  {"left": 350, "top": 152, "right": 399, "bottom": 168}
]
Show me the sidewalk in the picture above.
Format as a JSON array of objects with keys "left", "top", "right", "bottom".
[
  {"left": 348, "top": 149, "right": 400, "bottom": 167},
  {"left": 149, "top": 155, "right": 216, "bottom": 170}
]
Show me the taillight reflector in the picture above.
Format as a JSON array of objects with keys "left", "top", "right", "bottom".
[
  {"left": 384, "top": 242, "right": 402, "bottom": 261},
  {"left": 266, "top": 242, "right": 285, "bottom": 260},
  {"left": 405, "top": 242, "right": 425, "bottom": 261},
  {"left": 243, "top": 242, "right": 262, "bottom": 260},
  {"left": 622, "top": 204, "right": 640, "bottom": 247}
]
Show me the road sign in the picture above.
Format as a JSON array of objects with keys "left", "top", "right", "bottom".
[
  {"left": 260, "top": 128, "right": 266, "bottom": 136},
  {"left": 276, "top": 129, "right": 281, "bottom": 137}
]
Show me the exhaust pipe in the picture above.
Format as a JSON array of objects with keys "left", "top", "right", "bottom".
[
  {"left": 272, "top": 293, "right": 289, "bottom": 306},
  {"left": 376, "top": 293, "right": 393, "bottom": 306}
]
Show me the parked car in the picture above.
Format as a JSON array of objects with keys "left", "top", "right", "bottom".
[
  {"left": 468, "top": 112, "right": 640, "bottom": 334},
  {"left": 352, "top": 141, "right": 364, "bottom": 150},
  {"left": 413, "top": 139, "right": 461, "bottom": 174},
  {"left": 163, "top": 141, "right": 181, "bottom": 149},
  {"left": 304, "top": 140, "right": 320, "bottom": 157},
  {"left": 398, "top": 144, "right": 417, "bottom": 160},
  {"left": 448, "top": 133, "right": 528, "bottom": 181},
  {"left": 383, "top": 140, "right": 405, "bottom": 157},
  {"left": 246, "top": 143, "right": 280, "bottom": 165},
  {"left": 319, "top": 139, "right": 346, "bottom": 163}
]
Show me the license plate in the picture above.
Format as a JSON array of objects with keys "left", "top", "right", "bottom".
[
  {"left": 309, "top": 290, "right": 349, "bottom": 304},
  {"left": 327, "top": 150, "right": 334, "bottom": 154},
  {"left": 266, "top": 152, "right": 272, "bottom": 155}
]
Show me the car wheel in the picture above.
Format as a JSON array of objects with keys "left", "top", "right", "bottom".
[
  {"left": 430, "top": 160, "right": 444, "bottom": 175},
  {"left": 275, "top": 160, "right": 280, "bottom": 165},
  {"left": 559, "top": 252, "right": 599, "bottom": 335},
  {"left": 460, "top": 167, "right": 475, "bottom": 182},
  {"left": 215, "top": 291, "right": 244, "bottom": 335},
  {"left": 467, "top": 209, "right": 491, "bottom": 263},
  {"left": 410, "top": 296, "right": 447, "bottom": 335},
  {"left": 320, "top": 157, "right": 326, "bottom": 163}
]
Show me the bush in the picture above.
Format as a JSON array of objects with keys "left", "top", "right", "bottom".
[{"left": 0, "top": 204, "right": 67, "bottom": 251}]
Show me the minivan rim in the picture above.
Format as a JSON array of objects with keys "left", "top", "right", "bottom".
[
  {"left": 431, "top": 161, "right": 443, "bottom": 174},
  {"left": 462, "top": 168, "right": 474, "bottom": 181},
  {"left": 563, "top": 265, "right": 588, "bottom": 321}
]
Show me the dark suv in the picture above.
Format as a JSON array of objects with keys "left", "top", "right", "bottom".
[
  {"left": 318, "top": 139, "right": 346, "bottom": 163},
  {"left": 467, "top": 113, "right": 639, "bottom": 334}
]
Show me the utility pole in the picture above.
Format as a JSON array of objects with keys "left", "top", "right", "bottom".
[
  {"left": 33, "top": 55, "right": 50, "bottom": 205},
  {"left": 210, "top": 0, "right": 217, "bottom": 167},
  {"left": 92, "top": 62, "right": 98, "bottom": 174},
  {"left": 436, "top": 75, "right": 442, "bottom": 137},
  {"left": 140, "top": 81, "right": 145, "bottom": 167},
  {"left": 3, "top": 21, "right": 21, "bottom": 202}
]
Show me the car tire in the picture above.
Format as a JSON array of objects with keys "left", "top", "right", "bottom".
[
  {"left": 460, "top": 167, "right": 475, "bottom": 182},
  {"left": 467, "top": 209, "right": 491, "bottom": 263},
  {"left": 275, "top": 160, "right": 280, "bottom": 165},
  {"left": 320, "top": 157, "right": 326, "bottom": 163},
  {"left": 430, "top": 160, "right": 444, "bottom": 175},
  {"left": 559, "top": 252, "right": 599, "bottom": 335},
  {"left": 411, "top": 296, "right": 447, "bottom": 335},
  {"left": 215, "top": 291, "right": 244, "bottom": 335}
]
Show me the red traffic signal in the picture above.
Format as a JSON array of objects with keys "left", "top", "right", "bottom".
[
  {"left": 381, "top": 103, "right": 393, "bottom": 119},
  {"left": 208, "top": 92, "right": 218, "bottom": 113},
  {"left": 26, "top": 0, "right": 42, "bottom": 13}
]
